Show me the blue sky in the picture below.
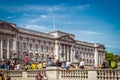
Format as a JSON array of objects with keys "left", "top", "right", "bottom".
[{"left": 0, "top": 0, "right": 120, "bottom": 54}]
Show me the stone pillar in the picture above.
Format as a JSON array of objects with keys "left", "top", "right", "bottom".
[
  {"left": 55, "top": 40, "right": 59, "bottom": 59},
  {"left": 88, "top": 71, "right": 97, "bottom": 80},
  {"left": 22, "top": 71, "right": 27, "bottom": 80},
  {"left": 94, "top": 44, "right": 98, "bottom": 67},
  {"left": 7, "top": 39, "right": 9, "bottom": 59},
  {"left": 0, "top": 35, "right": 3, "bottom": 60},
  {"left": 70, "top": 45, "right": 73, "bottom": 62},
  {"left": 73, "top": 46, "right": 76, "bottom": 62},
  {"left": 67, "top": 45, "right": 69, "bottom": 61},
  {"left": 63, "top": 44, "right": 65, "bottom": 61},
  {"left": 13, "top": 36, "right": 17, "bottom": 52}
]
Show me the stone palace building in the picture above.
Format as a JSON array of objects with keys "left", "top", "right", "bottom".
[{"left": 0, "top": 21, "right": 105, "bottom": 66}]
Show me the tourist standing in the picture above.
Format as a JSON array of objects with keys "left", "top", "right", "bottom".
[{"left": 24, "top": 54, "right": 29, "bottom": 66}]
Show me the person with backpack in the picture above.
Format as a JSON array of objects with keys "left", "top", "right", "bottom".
[{"left": 35, "top": 72, "right": 43, "bottom": 80}]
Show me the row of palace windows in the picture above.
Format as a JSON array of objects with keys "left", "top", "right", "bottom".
[
  {"left": 18, "top": 37, "right": 54, "bottom": 46},
  {"left": 17, "top": 41, "right": 54, "bottom": 53}
]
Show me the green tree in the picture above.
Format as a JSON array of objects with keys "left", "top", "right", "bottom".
[{"left": 105, "top": 51, "right": 119, "bottom": 63}]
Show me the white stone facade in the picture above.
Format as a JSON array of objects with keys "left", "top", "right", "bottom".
[{"left": 0, "top": 21, "right": 105, "bottom": 66}]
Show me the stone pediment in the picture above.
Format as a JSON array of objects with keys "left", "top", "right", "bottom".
[
  {"left": 0, "top": 21, "right": 18, "bottom": 32},
  {"left": 58, "top": 35, "right": 75, "bottom": 43}
]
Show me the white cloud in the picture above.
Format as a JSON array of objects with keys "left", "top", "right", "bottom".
[
  {"left": 79, "top": 30, "right": 100, "bottom": 35},
  {"left": 40, "top": 15, "right": 48, "bottom": 19},
  {"left": 25, "top": 24, "right": 48, "bottom": 31}
]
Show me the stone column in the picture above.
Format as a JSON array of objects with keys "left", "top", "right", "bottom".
[
  {"left": 63, "top": 44, "right": 65, "bottom": 61},
  {"left": 66, "top": 45, "right": 68, "bottom": 61},
  {"left": 70, "top": 45, "right": 73, "bottom": 62},
  {"left": 7, "top": 39, "right": 9, "bottom": 59},
  {"left": 55, "top": 40, "right": 59, "bottom": 59},
  {"left": 0, "top": 35, "right": 3, "bottom": 60},
  {"left": 13, "top": 36, "right": 17, "bottom": 52},
  {"left": 94, "top": 44, "right": 98, "bottom": 67}
]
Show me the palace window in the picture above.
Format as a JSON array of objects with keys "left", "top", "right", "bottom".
[
  {"left": 3, "top": 51, "right": 7, "bottom": 59},
  {"left": 9, "top": 40, "right": 13, "bottom": 49},
  {"left": 35, "top": 44, "right": 38, "bottom": 51},
  {"left": 23, "top": 42, "right": 26, "bottom": 50},
  {"left": 30, "top": 44, "right": 32, "bottom": 50},
  {"left": 3, "top": 39, "right": 7, "bottom": 48},
  {"left": 46, "top": 46, "right": 48, "bottom": 52},
  {"left": 17, "top": 41, "right": 20, "bottom": 49},
  {"left": 41, "top": 45, "right": 43, "bottom": 51}
]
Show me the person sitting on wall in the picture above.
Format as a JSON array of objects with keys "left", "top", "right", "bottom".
[
  {"left": 79, "top": 59, "right": 85, "bottom": 69},
  {"left": 56, "top": 59, "right": 62, "bottom": 67},
  {"left": 102, "top": 58, "right": 109, "bottom": 69},
  {"left": 37, "top": 61, "right": 43, "bottom": 69},
  {"left": 65, "top": 60, "right": 71, "bottom": 70}
]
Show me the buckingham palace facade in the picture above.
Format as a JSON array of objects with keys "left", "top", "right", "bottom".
[{"left": 0, "top": 21, "right": 105, "bottom": 66}]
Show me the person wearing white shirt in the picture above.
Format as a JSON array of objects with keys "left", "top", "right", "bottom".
[
  {"left": 16, "top": 63, "right": 21, "bottom": 70},
  {"left": 79, "top": 59, "right": 85, "bottom": 69},
  {"left": 65, "top": 60, "right": 71, "bottom": 70}
]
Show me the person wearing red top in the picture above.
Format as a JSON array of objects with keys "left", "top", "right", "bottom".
[{"left": 24, "top": 54, "right": 29, "bottom": 65}]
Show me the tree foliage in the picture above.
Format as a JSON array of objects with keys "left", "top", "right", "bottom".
[{"left": 105, "top": 51, "right": 119, "bottom": 63}]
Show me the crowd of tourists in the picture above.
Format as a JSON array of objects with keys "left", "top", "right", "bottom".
[
  {"left": 0, "top": 54, "right": 111, "bottom": 71},
  {"left": 0, "top": 54, "right": 113, "bottom": 80}
]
